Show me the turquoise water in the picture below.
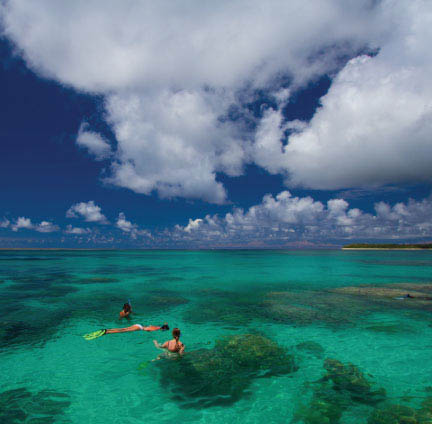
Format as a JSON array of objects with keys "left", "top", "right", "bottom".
[{"left": 1, "top": 249, "right": 432, "bottom": 423}]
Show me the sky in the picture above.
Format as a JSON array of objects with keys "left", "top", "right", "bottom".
[{"left": 1, "top": 0, "right": 432, "bottom": 248}]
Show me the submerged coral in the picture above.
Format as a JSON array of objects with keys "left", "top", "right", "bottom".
[
  {"left": 367, "top": 397, "right": 432, "bottom": 424},
  {"left": 144, "top": 295, "right": 189, "bottom": 308},
  {"left": 295, "top": 341, "right": 325, "bottom": 358},
  {"left": 261, "top": 290, "right": 372, "bottom": 327},
  {"left": 75, "top": 276, "right": 119, "bottom": 284},
  {"left": 368, "top": 404, "right": 419, "bottom": 424},
  {"left": 155, "top": 333, "right": 297, "bottom": 408},
  {"left": 0, "top": 387, "right": 70, "bottom": 423},
  {"left": 293, "top": 382, "right": 350, "bottom": 424},
  {"left": 183, "top": 291, "right": 264, "bottom": 326},
  {"left": 331, "top": 284, "right": 432, "bottom": 313},
  {"left": 294, "top": 358, "right": 387, "bottom": 423},
  {"left": 323, "top": 359, "right": 386, "bottom": 405}
]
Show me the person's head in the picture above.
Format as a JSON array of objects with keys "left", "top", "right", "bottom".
[
  {"left": 123, "top": 303, "right": 131, "bottom": 312},
  {"left": 160, "top": 323, "right": 169, "bottom": 331},
  {"left": 172, "top": 328, "right": 181, "bottom": 340}
]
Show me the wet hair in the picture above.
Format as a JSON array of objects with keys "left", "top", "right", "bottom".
[
  {"left": 160, "top": 323, "right": 169, "bottom": 331},
  {"left": 173, "top": 328, "right": 181, "bottom": 352},
  {"left": 123, "top": 303, "right": 131, "bottom": 313}
]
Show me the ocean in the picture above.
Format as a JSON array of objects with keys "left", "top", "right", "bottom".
[{"left": 1, "top": 249, "right": 432, "bottom": 423}]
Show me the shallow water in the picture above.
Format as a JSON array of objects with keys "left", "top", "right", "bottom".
[{"left": 1, "top": 249, "right": 432, "bottom": 423}]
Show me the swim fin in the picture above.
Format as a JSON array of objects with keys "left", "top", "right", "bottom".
[{"left": 83, "top": 329, "right": 106, "bottom": 340}]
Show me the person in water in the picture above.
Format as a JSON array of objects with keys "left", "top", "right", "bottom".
[
  {"left": 104, "top": 323, "right": 169, "bottom": 335},
  {"left": 119, "top": 303, "right": 132, "bottom": 319},
  {"left": 153, "top": 327, "right": 185, "bottom": 355}
]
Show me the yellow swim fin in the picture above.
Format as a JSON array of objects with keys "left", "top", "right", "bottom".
[{"left": 83, "top": 329, "right": 106, "bottom": 340}]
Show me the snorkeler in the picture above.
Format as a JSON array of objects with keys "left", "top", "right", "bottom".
[
  {"left": 153, "top": 327, "right": 185, "bottom": 355},
  {"left": 106, "top": 323, "right": 169, "bottom": 334},
  {"left": 83, "top": 323, "right": 169, "bottom": 340},
  {"left": 119, "top": 303, "right": 132, "bottom": 319},
  {"left": 395, "top": 293, "right": 432, "bottom": 300}
]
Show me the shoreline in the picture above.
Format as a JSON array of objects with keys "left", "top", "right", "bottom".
[{"left": 342, "top": 247, "right": 432, "bottom": 251}]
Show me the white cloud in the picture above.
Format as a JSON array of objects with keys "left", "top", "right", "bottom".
[
  {"left": 35, "top": 221, "right": 59, "bottom": 233},
  {"left": 0, "top": 218, "right": 10, "bottom": 228},
  {"left": 66, "top": 201, "right": 108, "bottom": 223},
  {"left": 11, "top": 217, "right": 34, "bottom": 231},
  {"left": 10, "top": 217, "right": 58, "bottom": 232},
  {"left": 3, "top": 1, "right": 432, "bottom": 200},
  {"left": 116, "top": 212, "right": 151, "bottom": 239},
  {"left": 1, "top": 0, "right": 395, "bottom": 203},
  {"left": 183, "top": 218, "right": 203, "bottom": 233},
  {"left": 76, "top": 122, "right": 111, "bottom": 160},
  {"left": 0, "top": 0, "right": 377, "bottom": 92},
  {"left": 65, "top": 224, "right": 91, "bottom": 235},
  {"left": 116, "top": 212, "right": 135, "bottom": 233},
  {"left": 252, "top": 1, "right": 432, "bottom": 190},
  {"left": 174, "top": 191, "right": 432, "bottom": 244},
  {"left": 105, "top": 90, "right": 236, "bottom": 203}
]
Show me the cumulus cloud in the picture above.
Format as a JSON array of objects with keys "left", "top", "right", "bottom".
[
  {"left": 0, "top": 0, "right": 377, "bottom": 91},
  {"left": 11, "top": 217, "right": 58, "bottom": 232},
  {"left": 0, "top": 218, "right": 10, "bottom": 228},
  {"left": 35, "top": 221, "right": 59, "bottom": 233},
  {"left": 175, "top": 191, "right": 432, "bottom": 244},
  {"left": 3, "top": 1, "right": 432, "bottom": 200},
  {"left": 105, "top": 90, "right": 237, "bottom": 203},
  {"left": 116, "top": 212, "right": 151, "bottom": 239},
  {"left": 116, "top": 212, "right": 135, "bottom": 233},
  {"left": 1, "top": 0, "right": 396, "bottom": 203},
  {"left": 76, "top": 123, "right": 111, "bottom": 160},
  {"left": 65, "top": 224, "right": 91, "bottom": 235},
  {"left": 11, "top": 217, "right": 33, "bottom": 231},
  {"left": 66, "top": 201, "right": 108, "bottom": 223},
  {"left": 252, "top": 1, "right": 432, "bottom": 190},
  {"left": 182, "top": 218, "right": 203, "bottom": 233}
]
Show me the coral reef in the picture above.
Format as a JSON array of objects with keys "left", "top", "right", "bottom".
[
  {"left": 367, "top": 397, "right": 432, "bottom": 423},
  {"left": 75, "top": 276, "right": 119, "bottom": 284},
  {"left": 155, "top": 333, "right": 297, "bottom": 408},
  {"left": 295, "top": 358, "right": 387, "bottom": 423},
  {"left": 293, "top": 382, "right": 350, "bottom": 424},
  {"left": 261, "top": 290, "right": 372, "bottom": 327},
  {"left": 0, "top": 387, "right": 70, "bottom": 423},
  {"left": 183, "top": 291, "right": 263, "bottom": 326},
  {"left": 323, "top": 359, "right": 386, "bottom": 405},
  {"left": 331, "top": 284, "right": 432, "bottom": 313},
  {"left": 295, "top": 341, "right": 325, "bottom": 358}
]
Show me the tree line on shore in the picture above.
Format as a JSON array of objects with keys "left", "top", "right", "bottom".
[{"left": 343, "top": 243, "right": 432, "bottom": 249}]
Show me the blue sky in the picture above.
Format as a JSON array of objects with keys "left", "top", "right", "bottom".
[{"left": 1, "top": 0, "right": 432, "bottom": 248}]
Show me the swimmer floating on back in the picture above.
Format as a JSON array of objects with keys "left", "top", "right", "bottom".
[{"left": 83, "top": 323, "right": 169, "bottom": 340}]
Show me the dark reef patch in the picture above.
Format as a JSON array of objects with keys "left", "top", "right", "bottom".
[
  {"left": 74, "top": 276, "right": 119, "bottom": 284},
  {"left": 0, "top": 387, "right": 70, "bottom": 423},
  {"left": 155, "top": 333, "right": 297, "bottom": 408},
  {"left": 295, "top": 341, "right": 325, "bottom": 358},
  {"left": 0, "top": 309, "right": 69, "bottom": 349},
  {"left": 260, "top": 290, "right": 373, "bottom": 327},
  {"left": 293, "top": 381, "right": 351, "bottom": 424},
  {"left": 294, "top": 358, "right": 387, "bottom": 423},
  {"left": 368, "top": 398, "right": 432, "bottom": 423},
  {"left": 331, "top": 284, "right": 432, "bottom": 313},
  {"left": 322, "top": 358, "right": 386, "bottom": 405},
  {"left": 183, "top": 290, "right": 265, "bottom": 327},
  {"left": 142, "top": 293, "right": 189, "bottom": 310}
]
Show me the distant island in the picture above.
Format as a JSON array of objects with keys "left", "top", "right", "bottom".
[{"left": 342, "top": 243, "right": 432, "bottom": 250}]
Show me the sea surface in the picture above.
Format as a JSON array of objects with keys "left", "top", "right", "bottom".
[{"left": 1, "top": 249, "right": 432, "bottom": 423}]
